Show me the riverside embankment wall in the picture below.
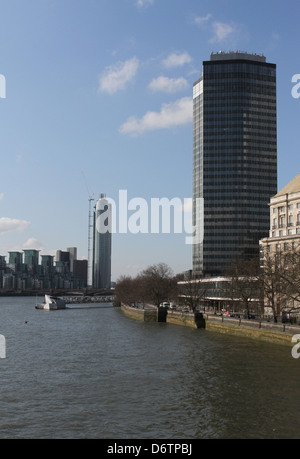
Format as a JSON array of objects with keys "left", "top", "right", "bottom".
[
  {"left": 205, "top": 315, "right": 300, "bottom": 346},
  {"left": 121, "top": 304, "right": 300, "bottom": 346},
  {"left": 121, "top": 304, "right": 164, "bottom": 323},
  {"left": 121, "top": 304, "right": 205, "bottom": 328}
]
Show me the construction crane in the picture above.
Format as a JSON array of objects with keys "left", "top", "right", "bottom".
[{"left": 82, "top": 172, "right": 94, "bottom": 288}]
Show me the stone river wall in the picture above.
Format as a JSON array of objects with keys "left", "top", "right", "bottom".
[{"left": 121, "top": 304, "right": 300, "bottom": 346}]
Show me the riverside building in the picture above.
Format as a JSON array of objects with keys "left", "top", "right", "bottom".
[
  {"left": 0, "top": 247, "right": 88, "bottom": 291},
  {"left": 259, "top": 173, "right": 300, "bottom": 316},
  {"left": 193, "top": 51, "right": 277, "bottom": 276},
  {"left": 260, "top": 173, "right": 300, "bottom": 257},
  {"left": 92, "top": 193, "right": 112, "bottom": 289}
]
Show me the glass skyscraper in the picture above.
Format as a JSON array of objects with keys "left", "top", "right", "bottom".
[
  {"left": 193, "top": 52, "right": 277, "bottom": 276},
  {"left": 92, "top": 193, "right": 112, "bottom": 289}
]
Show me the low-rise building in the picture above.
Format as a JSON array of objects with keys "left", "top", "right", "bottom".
[
  {"left": 261, "top": 173, "right": 300, "bottom": 248},
  {"left": 260, "top": 173, "right": 300, "bottom": 319}
]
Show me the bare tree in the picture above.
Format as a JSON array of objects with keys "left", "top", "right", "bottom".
[
  {"left": 115, "top": 263, "right": 187, "bottom": 310},
  {"left": 139, "top": 263, "right": 176, "bottom": 308},
  {"left": 276, "top": 243, "right": 300, "bottom": 315},
  {"left": 225, "top": 257, "right": 262, "bottom": 319},
  {"left": 178, "top": 271, "right": 207, "bottom": 312},
  {"left": 260, "top": 249, "right": 289, "bottom": 322},
  {"left": 114, "top": 275, "right": 139, "bottom": 306}
]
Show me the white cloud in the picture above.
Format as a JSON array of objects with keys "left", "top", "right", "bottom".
[
  {"left": 22, "top": 238, "right": 44, "bottom": 251},
  {"left": 194, "top": 14, "right": 212, "bottom": 26},
  {"left": 0, "top": 217, "right": 30, "bottom": 234},
  {"left": 193, "top": 14, "right": 236, "bottom": 43},
  {"left": 136, "top": 0, "right": 154, "bottom": 7},
  {"left": 148, "top": 76, "right": 188, "bottom": 93},
  {"left": 98, "top": 57, "right": 139, "bottom": 94},
  {"left": 210, "top": 21, "right": 235, "bottom": 43},
  {"left": 119, "top": 96, "right": 192, "bottom": 136},
  {"left": 0, "top": 193, "right": 4, "bottom": 201},
  {"left": 162, "top": 52, "right": 192, "bottom": 68}
]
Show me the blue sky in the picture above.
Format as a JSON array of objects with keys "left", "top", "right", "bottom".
[{"left": 0, "top": 0, "right": 299, "bottom": 281}]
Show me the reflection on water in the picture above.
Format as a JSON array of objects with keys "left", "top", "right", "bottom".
[{"left": 0, "top": 296, "right": 300, "bottom": 439}]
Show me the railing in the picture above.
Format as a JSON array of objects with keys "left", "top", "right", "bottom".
[{"left": 205, "top": 313, "right": 300, "bottom": 334}]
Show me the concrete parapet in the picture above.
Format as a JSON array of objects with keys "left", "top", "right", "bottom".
[
  {"left": 121, "top": 304, "right": 147, "bottom": 321},
  {"left": 121, "top": 304, "right": 167, "bottom": 323},
  {"left": 167, "top": 310, "right": 205, "bottom": 329},
  {"left": 205, "top": 314, "right": 300, "bottom": 345},
  {"left": 120, "top": 305, "right": 300, "bottom": 345},
  {"left": 121, "top": 304, "right": 205, "bottom": 328}
]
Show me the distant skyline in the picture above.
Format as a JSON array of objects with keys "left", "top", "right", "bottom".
[{"left": 0, "top": 0, "right": 299, "bottom": 281}]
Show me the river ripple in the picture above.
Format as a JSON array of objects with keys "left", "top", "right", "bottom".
[{"left": 0, "top": 296, "right": 299, "bottom": 439}]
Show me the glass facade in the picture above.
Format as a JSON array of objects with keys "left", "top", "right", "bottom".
[
  {"left": 92, "top": 194, "right": 112, "bottom": 289},
  {"left": 193, "top": 52, "right": 277, "bottom": 276},
  {"left": 23, "top": 250, "right": 40, "bottom": 267}
]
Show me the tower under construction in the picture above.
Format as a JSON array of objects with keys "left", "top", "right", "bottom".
[{"left": 92, "top": 193, "right": 112, "bottom": 289}]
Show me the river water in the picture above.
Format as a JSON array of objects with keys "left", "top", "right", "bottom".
[{"left": 0, "top": 296, "right": 300, "bottom": 439}]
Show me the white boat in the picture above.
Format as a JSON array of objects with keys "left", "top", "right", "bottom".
[{"left": 36, "top": 294, "right": 66, "bottom": 310}]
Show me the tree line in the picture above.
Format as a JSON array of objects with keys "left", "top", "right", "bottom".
[
  {"left": 115, "top": 263, "right": 179, "bottom": 309},
  {"left": 115, "top": 243, "right": 300, "bottom": 322},
  {"left": 219, "top": 243, "right": 300, "bottom": 322},
  {"left": 259, "top": 243, "right": 300, "bottom": 322}
]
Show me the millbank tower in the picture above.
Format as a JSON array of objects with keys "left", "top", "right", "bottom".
[{"left": 193, "top": 51, "right": 277, "bottom": 276}]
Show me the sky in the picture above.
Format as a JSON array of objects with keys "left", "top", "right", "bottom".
[{"left": 0, "top": 0, "right": 299, "bottom": 282}]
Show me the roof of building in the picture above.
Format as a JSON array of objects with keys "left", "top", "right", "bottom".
[
  {"left": 210, "top": 51, "right": 266, "bottom": 63},
  {"left": 275, "top": 173, "right": 300, "bottom": 197}
]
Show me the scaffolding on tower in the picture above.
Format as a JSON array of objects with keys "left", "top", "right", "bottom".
[
  {"left": 87, "top": 195, "right": 94, "bottom": 287},
  {"left": 82, "top": 172, "right": 94, "bottom": 288}
]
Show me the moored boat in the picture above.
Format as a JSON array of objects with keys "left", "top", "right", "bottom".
[{"left": 36, "top": 294, "right": 66, "bottom": 310}]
